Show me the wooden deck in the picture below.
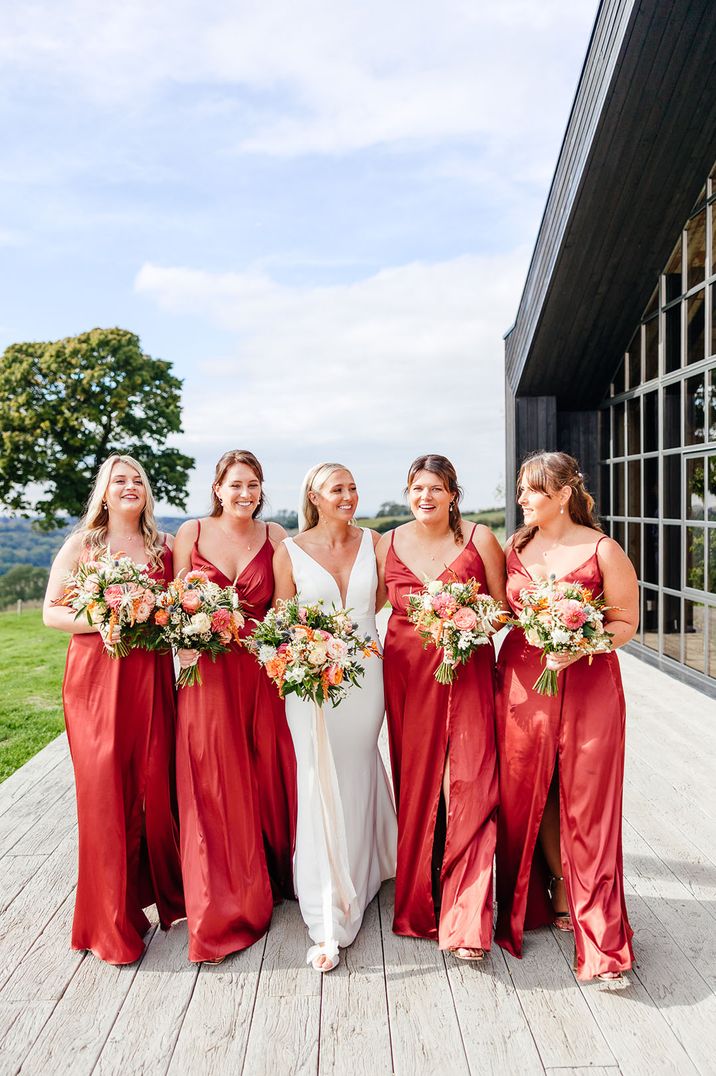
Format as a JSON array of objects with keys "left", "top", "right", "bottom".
[{"left": 0, "top": 651, "right": 715, "bottom": 1075}]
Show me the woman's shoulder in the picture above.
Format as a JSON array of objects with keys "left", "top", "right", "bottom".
[{"left": 175, "top": 518, "right": 202, "bottom": 542}]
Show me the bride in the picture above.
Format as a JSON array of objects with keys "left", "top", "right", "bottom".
[{"left": 272, "top": 463, "right": 397, "bottom": 972}]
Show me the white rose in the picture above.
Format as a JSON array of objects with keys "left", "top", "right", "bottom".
[
  {"left": 427, "top": 580, "right": 443, "bottom": 595},
  {"left": 421, "top": 594, "right": 433, "bottom": 610},
  {"left": 184, "top": 612, "right": 211, "bottom": 636},
  {"left": 551, "top": 629, "right": 572, "bottom": 646},
  {"left": 525, "top": 628, "right": 542, "bottom": 647},
  {"left": 307, "top": 642, "right": 327, "bottom": 666}
]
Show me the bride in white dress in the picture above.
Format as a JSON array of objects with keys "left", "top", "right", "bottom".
[{"left": 272, "top": 463, "right": 397, "bottom": 972}]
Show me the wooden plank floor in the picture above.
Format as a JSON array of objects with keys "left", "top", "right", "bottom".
[{"left": 0, "top": 652, "right": 715, "bottom": 1075}]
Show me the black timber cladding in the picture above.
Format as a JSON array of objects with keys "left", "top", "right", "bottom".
[{"left": 505, "top": 0, "right": 716, "bottom": 409}]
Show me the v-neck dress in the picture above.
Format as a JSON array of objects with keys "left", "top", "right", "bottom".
[
  {"left": 382, "top": 526, "right": 498, "bottom": 950},
  {"left": 176, "top": 521, "right": 297, "bottom": 962},
  {"left": 283, "top": 528, "right": 397, "bottom": 952},
  {"left": 494, "top": 538, "right": 634, "bottom": 980}
]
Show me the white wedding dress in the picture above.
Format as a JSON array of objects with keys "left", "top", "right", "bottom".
[{"left": 284, "top": 528, "right": 397, "bottom": 962}]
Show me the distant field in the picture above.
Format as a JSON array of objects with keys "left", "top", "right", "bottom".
[{"left": 0, "top": 610, "right": 68, "bottom": 782}]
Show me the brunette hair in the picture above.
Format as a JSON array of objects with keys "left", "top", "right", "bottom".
[
  {"left": 299, "top": 462, "right": 352, "bottom": 531},
  {"left": 210, "top": 450, "right": 265, "bottom": 518},
  {"left": 405, "top": 454, "right": 464, "bottom": 544},
  {"left": 77, "top": 454, "right": 164, "bottom": 570},
  {"left": 513, "top": 451, "right": 602, "bottom": 552}
]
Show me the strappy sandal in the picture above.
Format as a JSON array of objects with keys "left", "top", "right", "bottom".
[
  {"left": 307, "top": 942, "right": 340, "bottom": 973},
  {"left": 449, "top": 947, "right": 484, "bottom": 961},
  {"left": 549, "top": 875, "right": 573, "bottom": 932}
]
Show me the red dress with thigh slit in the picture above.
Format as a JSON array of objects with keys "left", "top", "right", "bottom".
[
  {"left": 495, "top": 537, "right": 634, "bottom": 980},
  {"left": 62, "top": 542, "right": 185, "bottom": 964},
  {"left": 176, "top": 522, "right": 296, "bottom": 962},
  {"left": 382, "top": 527, "right": 498, "bottom": 950}
]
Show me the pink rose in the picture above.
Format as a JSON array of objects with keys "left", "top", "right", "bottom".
[
  {"left": 211, "top": 608, "right": 232, "bottom": 632},
  {"left": 453, "top": 607, "right": 478, "bottom": 632},
  {"left": 135, "top": 601, "right": 152, "bottom": 623},
  {"left": 327, "top": 636, "right": 348, "bottom": 660},
  {"left": 314, "top": 629, "right": 331, "bottom": 641},
  {"left": 555, "top": 599, "right": 588, "bottom": 630},
  {"left": 182, "top": 591, "right": 202, "bottom": 613},
  {"left": 431, "top": 593, "right": 457, "bottom": 617},
  {"left": 103, "top": 584, "right": 124, "bottom": 610},
  {"left": 297, "top": 606, "right": 308, "bottom": 623},
  {"left": 277, "top": 642, "right": 290, "bottom": 655}
]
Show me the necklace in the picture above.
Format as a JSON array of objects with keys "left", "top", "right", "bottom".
[{"left": 218, "top": 520, "right": 256, "bottom": 552}]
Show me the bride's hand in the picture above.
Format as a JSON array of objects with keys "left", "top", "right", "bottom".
[{"left": 177, "top": 648, "right": 199, "bottom": 669}]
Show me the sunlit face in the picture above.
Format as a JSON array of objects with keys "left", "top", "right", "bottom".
[
  {"left": 104, "top": 462, "right": 146, "bottom": 516},
  {"left": 215, "top": 462, "right": 262, "bottom": 520},
  {"left": 408, "top": 469, "right": 453, "bottom": 526},
  {"left": 311, "top": 469, "right": 358, "bottom": 522},
  {"left": 517, "top": 479, "right": 569, "bottom": 526}
]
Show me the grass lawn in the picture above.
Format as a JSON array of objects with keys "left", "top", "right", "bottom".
[{"left": 0, "top": 609, "right": 68, "bottom": 782}]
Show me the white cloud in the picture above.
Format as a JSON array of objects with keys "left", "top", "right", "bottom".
[{"left": 136, "top": 251, "right": 528, "bottom": 512}]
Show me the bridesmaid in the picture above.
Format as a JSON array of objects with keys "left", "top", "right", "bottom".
[
  {"left": 377, "top": 454, "right": 506, "bottom": 959},
  {"left": 43, "top": 455, "right": 184, "bottom": 964},
  {"left": 495, "top": 451, "right": 637, "bottom": 982},
  {"left": 173, "top": 449, "right": 296, "bottom": 963}
]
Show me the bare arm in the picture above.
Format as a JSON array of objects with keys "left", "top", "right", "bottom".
[
  {"left": 267, "top": 522, "right": 288, "bottom": 550},
  {"left": 473, "top": 525, "right": 508, "bottom": 611},
  {"left": 272, "top": 542, "right": 297, "bottom": 605},
  {"left": 371, "top": 530, "right": 389, "bottom": 612},
  {"left": 43, "top": 534, "right": 99, "bottom": 634},
  {"left": 172, "top": 520, "right": 199, "bottom": 577},
  {"left": 599, "top": 537, "right": 639, "bottom": 650}
]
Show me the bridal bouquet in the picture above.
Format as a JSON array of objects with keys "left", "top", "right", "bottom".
[
  {"left": 156, "top": 570, "right": 245, "bottom": 687},
  {"left": 56, "top": 551, "right": 164, "bottom": 658},
  {"left": 249, "top": 597, "right": 379, "bottom": 707},
  {"left": 407, "top": 576, "right": 506, "bottom": 684},
  {"left": 514, "top": 576, "right": 614, "bottom": 695}
]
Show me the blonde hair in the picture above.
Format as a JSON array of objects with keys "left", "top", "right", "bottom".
[
  {"left": 406, "top": 454, "right": 464, "bottom": 544},
  {"left": 77, "top": 454, "right": 164, "bottom": 569},
  {"left": 514, "top": 451, "right": 602, "bottom": 552},
  {"left": 299, "top": 463, "right": 352, "bottom": 531},
  {"left": 210, "top": 450, "right": 265, "bottom": 517}
]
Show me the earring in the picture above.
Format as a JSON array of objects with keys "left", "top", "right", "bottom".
[
  {"left": 219, "top": 498, "right": 223, "bottom": 506},
  {"left": 560, "top": 506, "right": 564, "bottom": 515},
  {"left": 449, "top": 502, "right": 455, "bottom": 513},
  {"left": 102, "top": 501, "right": 107, "bottom": 510}
]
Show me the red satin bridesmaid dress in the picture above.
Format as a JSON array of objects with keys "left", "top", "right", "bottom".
[
  {"left": 62, "top": 541, "right": 185, "bottom": 964},
  {"left": 176, "top": 522, "right": 296, "bottom": 962},
  {"left": 383, "top": 526, "right": 498, "bottom": 950},
  {"left": 495, "top": 536, "right": 634, "bottom": 980}
]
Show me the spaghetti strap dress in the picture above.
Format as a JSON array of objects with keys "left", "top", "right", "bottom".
[
  {"left": 382, "top": 526, "right": 498, "bottom": 951},
  {"left": 495, "top": 535, "right": 634, "bottom": 980},
  {"left": 62, "top": 540, "right": 184, "bottom": 964},
  {"left": 176, "top": 521, "right": 296, "bottom": 962}
]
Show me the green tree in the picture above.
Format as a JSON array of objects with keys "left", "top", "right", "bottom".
[
  {"left": 0, "top": 564, "right": 49, "bottom": 606},
  {"left": 376, "top": 501, "right": 410, "bottom": 518},
  {"left": 0, "top": 328, "right": 194, "bottom": 529}
]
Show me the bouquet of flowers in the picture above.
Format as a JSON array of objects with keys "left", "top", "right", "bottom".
[
  {"left": 406, "top": 576, "right": 506, "bottom": 684},
  {"left": 514, "top": 576, "right": 614, "bottom": 695},
  {"left": 248, "top": 597, "right": 379, "bottom": 707},
  {"left": 155, "top": 569, "right": 245, "bottom": 686},
  {"left": 56, "top": 551, "right": 164, "bottom": 657}
]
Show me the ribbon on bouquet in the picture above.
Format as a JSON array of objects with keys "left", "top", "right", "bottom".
[{"left": 311, "top": 699, "right": 360, "bottom": 943}]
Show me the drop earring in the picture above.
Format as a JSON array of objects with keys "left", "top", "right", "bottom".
[{"left": 560, "top": 506, "right": 564, "bottom": 515}]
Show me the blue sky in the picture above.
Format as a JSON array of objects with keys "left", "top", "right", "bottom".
[{"left": 0, "top": 0, "right": 597, "bottom": 517}]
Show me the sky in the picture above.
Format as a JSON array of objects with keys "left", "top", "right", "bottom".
[{"left": 0, "top": 0, "right": 598, "bottom": 517}]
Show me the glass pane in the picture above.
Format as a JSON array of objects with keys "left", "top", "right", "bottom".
[
  {"left": 686, "top": 456, "right": 705, "bottom": 519},
  {"left": 665, "top": 304, "right": 682, "bottom": 372},
  {"left": 686, "top": 210, "right": 706, "bottom": 291},
  {"left": 643, "top": 588, "right": 659, "bottom": 652},
  {"left": 709, "top": 370, "right": 716, "bottom": 441},
  {"left": 686, "top": 526, "right": 705, "bottom": 589},
  {"left": 685, "top": 373, "right": 705, "bottom": 444},
  {"left": 644, "top": 316, "right": 659, "bottom": 380},
  {"left": 613, "top": 463, "right": 625, "bottom": 516},
  {"left": 628, "top": 459, "right": 641, "bottom": 517},
  {"left": 710, "top": 529, "right": 716, "bottom": 593},
  {"left": 643, "top": 523, "right": 658, "bottom": 584},
  {"left": 663, "top": 524, "right": 681, "bottom": 590},
  {"left": 663, "top": 382, "right": 681, "bottom": 448},
  {"left": 644, "top": 457, "right": 659, "bottom": 518},
  {"left": 709, "top": 606, "right": 716, "bottom": 678},
  {"left": 684, "top": 601, "right": 705, "bottom": 672},
  {"left": 627, "top": 331, "right": 641, "bottom": 389},
  {"left": 599, "top": 464, "right": 611, "bottom": 519},
  {"left": 663, "top": 594, "right": 681, "bottom": 661},
  {"left": 665, "top": 236, "right": 683, "bottom": 303},
  {"left": 643, "top": 390, "right": 658, "bottom": 452},
  {"left": 611, "top": 520, "right": 624, "bottom": 550},
  {"left": 711, "top": 282, "right": 715, "bottom": 359},
  {"left": 627, "top": 397, "right": 641, "bottom": 454},
  {"left": 613, "top": 402, "right": 625, "bottom": 456},
  {"left": 599, "top": 409, "right": 610, "bottom": 460},
  {"left": 664, "top": 454, "right": 681, "bottom": 517},
  {"left": 709, "top": 455, "right": 716, "bottom": 521},
  {"left": 686, "top": 291, "right": 705, "bottom": 365},
  {"left": 611, "top": 357, "right": 626, "bottom": 396},
  {"left": 626, "top": 523, "right": 640, "bottom": 577}
]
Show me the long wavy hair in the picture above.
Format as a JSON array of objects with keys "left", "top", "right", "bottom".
[
  {"left": 513, "top": 451, "right": 602, "bottom": 552},
  {"left": 405, "top": 454, "right": 464, "bottom": 544},
  {"left": 77, "top": 454, "right": 164, "bottom": 569},
  {"left": 210, "top": 450, "right": 265, "bottom": 518},
  {"left": 299, "top": 463, "right": 352, "bottom": 531}
]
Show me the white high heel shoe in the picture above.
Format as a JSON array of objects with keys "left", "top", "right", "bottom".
[{"left": 307, "top": 941, "right": 340, "bottom": 973}]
